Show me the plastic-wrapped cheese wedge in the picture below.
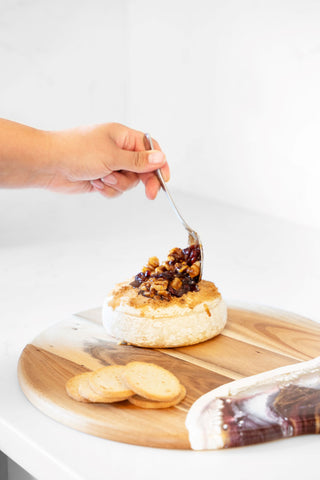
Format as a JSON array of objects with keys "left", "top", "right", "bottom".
[{"left": 185, "top": 356, "right": 320, "bottom": 450}]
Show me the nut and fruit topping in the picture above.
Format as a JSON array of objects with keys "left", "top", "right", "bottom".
[{"left": 130, "top": 244, "right": 201, "bottom": 300}]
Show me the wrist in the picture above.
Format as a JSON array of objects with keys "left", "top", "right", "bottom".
[{"left": 25, "top": 128, "right": 54, "bottom": 188}]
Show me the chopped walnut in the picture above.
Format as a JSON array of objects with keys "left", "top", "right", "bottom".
[
  {"left": 164, "top": 261, "right": 175, "bottom": 272},
  {"left": 155, "top": 265, "right": 166, "bottom": 274},
  {"left": 169, "top": 247, "right": 184, "bottom": 260},
  {"left": 187, "top": 261, "right": 201, "bottom": 278},
  {"left": 151, "top": 279, "right": 169, "bottom": 292},
  {"left": 177, "top": 264, "right": 188, "bottom": 274},
  {"left": 170, "top": 277, "right": 182, "bottom": 290},
  {"left": 148, "top": 256, "right": 160, "bottom": 269}
]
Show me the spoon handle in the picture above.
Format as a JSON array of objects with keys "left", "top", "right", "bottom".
[{"left": 144, "top": 133, "right": 195, "bottom": 237}]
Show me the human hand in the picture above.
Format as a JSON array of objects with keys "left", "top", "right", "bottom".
[
  {"left": 46, "top": 122, "right": 169, "bottom": 199},
  {"left": 0, "top": 119, "right": 169, "bottom": 199}
]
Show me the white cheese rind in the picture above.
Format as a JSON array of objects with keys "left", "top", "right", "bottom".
[{"left": 103, "top": 295, "right": 227, "bottom": 348}]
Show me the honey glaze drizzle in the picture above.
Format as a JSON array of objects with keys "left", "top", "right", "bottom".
[{"left": 130, "top": 245, "right": 201, "bottom": 301}]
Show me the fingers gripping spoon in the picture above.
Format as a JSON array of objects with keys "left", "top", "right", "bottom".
[{"left": 144, "top": 133, "right": 204, "bottom": 280}]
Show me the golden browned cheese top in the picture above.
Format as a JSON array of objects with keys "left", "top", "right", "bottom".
[{"left": 108, "top": 279, "right": 221, "bottom": 313}]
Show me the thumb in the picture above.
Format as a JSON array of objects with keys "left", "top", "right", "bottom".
[{"left": 110, "top": 146, "right": 166, "bottom": 173}]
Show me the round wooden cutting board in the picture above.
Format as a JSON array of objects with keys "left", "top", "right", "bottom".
[{"left": 18, "top": 305, "right": 320, "bottom": 449}]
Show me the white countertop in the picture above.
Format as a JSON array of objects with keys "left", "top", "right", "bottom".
[{"left": 1, "top": 186, "right": 320, "bottom": 480}]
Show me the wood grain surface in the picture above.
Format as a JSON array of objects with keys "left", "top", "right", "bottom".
[{"left": 18, "top": 305, "right": 320, "bottom": 449}]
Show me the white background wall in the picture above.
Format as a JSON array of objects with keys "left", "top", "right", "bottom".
[{"left": 0, "top": 0, "right": 319, "bottom": 229}]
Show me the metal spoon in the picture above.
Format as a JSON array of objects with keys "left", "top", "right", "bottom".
[{"left": 144, "top": 133, "right": 204, "bottom": 280}]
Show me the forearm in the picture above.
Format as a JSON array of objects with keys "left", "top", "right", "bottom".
[
  {"left": 0, "top": 118, "right": 52, "bottom": 188},
  {"left": 0, "top": 119, "right": 168, "bottom": 198}
]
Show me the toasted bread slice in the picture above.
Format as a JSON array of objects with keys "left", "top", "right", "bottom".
[
  {"left": 122, "top": 361, "right": 181, "bottom": 402},
  {"left": 77, "top": 372, "right": 128, "bottom": 403},
  {"left": 66, "top": 372, "right": 92, "bottom": 402},
  {"left": 128, "top": 384, "right": 186, "bottom": 409},
  {"left": 89, "top": 365, "right": 134, "bottom": 401}
]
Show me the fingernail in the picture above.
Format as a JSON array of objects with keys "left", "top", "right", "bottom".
[
  {"left": 90, "top": 180, "right": 104, "bottom": 190},
  {"left": 161, "top": 168, "right": 170, "bottom": 182},
  {"left": 101, "top": 174, "right": 117, "bottom": 185},
  {"left": 148, "top": 151, "right": 165, "bottom": 164}
]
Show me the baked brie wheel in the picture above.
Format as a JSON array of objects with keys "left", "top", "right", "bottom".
[
  {"left": 103, "top": 279, "right": 227, "bottom": 348},
  {"left": 103, "top": 245, "right": 227, "bottom": 348}
]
